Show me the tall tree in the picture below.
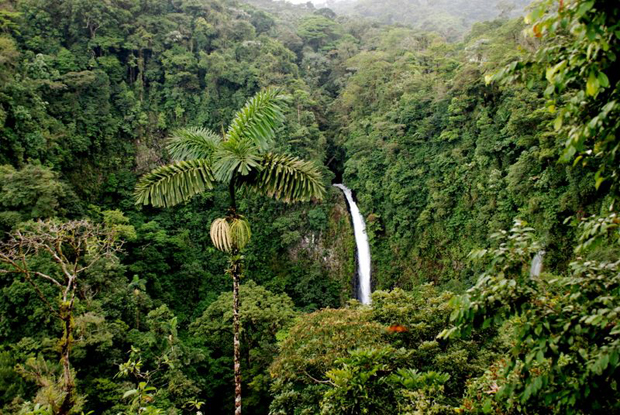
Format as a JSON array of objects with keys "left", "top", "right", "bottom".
[
  {"left": 135, "top": 88, "right": 326, "bottom": 415},
  {"left": 0, "top": 220, "right": 121, "bottom": 414}
]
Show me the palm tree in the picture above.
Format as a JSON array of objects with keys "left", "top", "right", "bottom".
[{"left": 135, "top": 88, "right": 326, "bottom": 415}]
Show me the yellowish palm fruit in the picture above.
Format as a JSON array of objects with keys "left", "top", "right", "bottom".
[
  {"left": 229, "top": 216, "right": 251, "bottom": 251},
  {"left": 210, "top": 218, "right": 232, "bottom": 252},
  {"left": 210, "top": 216, "right": 251, "bottom": 253}
]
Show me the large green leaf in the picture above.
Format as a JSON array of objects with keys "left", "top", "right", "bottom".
[
  {"left": 135, "top": 159, "right": 215, "bottom": 207},
  {"left": 167, "top": 127, "right": 222, "bottom": 161},
  {"left": 226, "top": 88, "right": 286, "bottom": 151},
  {"left": 241, "top": 153, "right": 326, "bottom": 203}
]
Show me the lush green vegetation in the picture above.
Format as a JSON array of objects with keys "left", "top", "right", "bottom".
[{"left": 0, "top": 0, "right": 618, "bottom": 413}]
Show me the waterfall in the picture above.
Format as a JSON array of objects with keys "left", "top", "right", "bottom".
[
  {"left": 530, "top": 251, "right": 545, "bottom": 277},
  {"left": 334, "top": 184, "right": 372, "bottom": 304}
]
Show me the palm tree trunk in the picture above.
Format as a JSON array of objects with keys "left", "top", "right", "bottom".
[
  {"left": 232, "top": 259, "right": 242, "bottom": 415},
  {"left": 229, "top": 177, "right": 237, "bottom": 213},
  {"left": 227, "top": 179, "right": 242, "bottom": 415}
]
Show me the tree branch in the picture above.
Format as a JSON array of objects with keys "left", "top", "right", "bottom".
[
  {"left": 33, "top": 271, "right": 63, "bottom": 288},
  {"left": 22, "top": 272, "right": 59, "bottom": 317},
  {"left": 303, "top": 370, "right": 335, "bottom": 386}
]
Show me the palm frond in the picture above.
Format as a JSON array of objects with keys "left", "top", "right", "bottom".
[
  {"left": 241, "top": 153, "right": 326, "bottom": 203},
  {"left": 226, "top": 88, "right": 286, "bottom": 151},
  {"left": 213, "top": 139, "right": 261, "bottom": 182},
  {"left": 167, "top": 127, "right": 222, "bottom": 161},
  {"left": 135, "top": 160, "right": 215, "bottom": 208}
]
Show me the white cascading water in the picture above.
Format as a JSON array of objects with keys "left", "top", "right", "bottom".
[
  {"left": 530, "top": 251, "right": 545, "bottom": 277},
  {"left": 334, "top": 184, "right": 372, "bottom": 304}
]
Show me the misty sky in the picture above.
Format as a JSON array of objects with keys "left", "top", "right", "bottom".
[{"left": 279, "top": 0, "right": 344, "bottom": 5}]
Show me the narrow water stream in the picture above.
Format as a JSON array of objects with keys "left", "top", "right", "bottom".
[{"left": 334, "top": 184, "right": 372, "bottom": 304}]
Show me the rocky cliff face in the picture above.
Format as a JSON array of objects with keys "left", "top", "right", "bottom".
[{"left": 287, "top": 189, "right": 357, "bottom": 304}]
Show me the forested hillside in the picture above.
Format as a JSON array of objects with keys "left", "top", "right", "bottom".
[
  {"left": 331, "top": 0, "right": 532, "bottom": 40},
  {"left": 0, "top": 0, "right": 619, "bottom": 414}
]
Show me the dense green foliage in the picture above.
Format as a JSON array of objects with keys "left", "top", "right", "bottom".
[
  {"left": 441, "top": 2, "right": 620, "bottom": 413},
  {"left": 1, "top": 0, "right": 619, "bottom": 413},
  {"left": 0, "top": 0, "right": 346, "bottom": 412},
  {"left": 336, "top": 18, "right": 601, "bottom": 290},
  {"left": 270, "top": 287, "right": 499, "bottom": 414},
  {"left": 491, "top": 0, "right": 620, "bottom": 196},
  {"left": 444, "top": 217, "right": 620, "bottom": 414},
  {"left": 135, "top": 88, "right": 327, "bottom": 415}
]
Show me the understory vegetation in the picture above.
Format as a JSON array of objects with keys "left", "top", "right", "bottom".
[{"left": 0, "top": 0, "right": 618, "bottom": 413}]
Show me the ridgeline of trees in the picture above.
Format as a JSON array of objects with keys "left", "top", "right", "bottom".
[
  {"left": 0, "top": 0, "right": 618, "bottom": 413},
  {"left": 331, "top": 0, "right": 532, "bottom": 40}
]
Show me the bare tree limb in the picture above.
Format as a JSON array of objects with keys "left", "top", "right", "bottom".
[
  {"left": 33, "top": 271, "right": 63, "bottom": 288},
  {"left": 303, "top": 370, "right": 335, "bottom": 386}
]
